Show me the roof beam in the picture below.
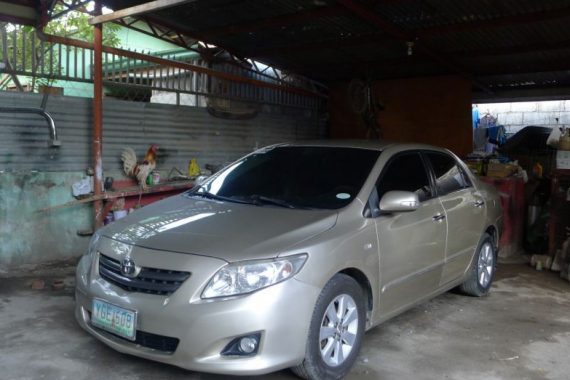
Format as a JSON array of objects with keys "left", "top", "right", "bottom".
[
  {"left": 36, "top": 30, "right": 323, "bottom": 98},
  {"left": 289, "top": 38, "right": 570, "bottom": 74},
  {"left": 335, "top": 0, "right": 493, "bottom": 94},
  {"left": 0, "top": 1, "right": 39, "bottom": 26},
  {"left": 455, "top": 39, "right": 570, "bottom": 59},
  {"left": 50, "top": 0, "right": 96, "bottom": 20},
  {"left": 246, "top": 33, "right": 392, "bottom": 58},
  {"left": 198, "top": 0, "right": 432, "bottom": 38},
  {"left": 475, "top": 61, "right": 570, "bottom": 77},
  {"left": 200, "top": 5, "right": 349, "bottom": 38},
  {"left": 473, "top": 84, "right": 570, "bottom": 103},
  {"left": 89, "top": 0, "right": 199, "bottom": 25},
  {"left": 421, "top": 7, "right": 570, "bottom": 37},
  {"left": 112, "top": 15, "right": 327, "bottom": 95},
  {"left": 244, "top": 5, "right": 570, "bottom": 58}
]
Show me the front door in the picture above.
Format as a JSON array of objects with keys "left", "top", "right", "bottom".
[
  {"left": 424, "top": 151, "right": 486, "bottom": 286},
  {"left": 373, "top": 152, "right": 448, "bottom": 316}
]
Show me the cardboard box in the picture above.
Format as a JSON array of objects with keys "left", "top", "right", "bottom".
[
  {"left": 465, "top": 161, "right": 483, "bottom": 175},
  {"left": 486, "top": 163, "right": 518, "bottom": 178}
]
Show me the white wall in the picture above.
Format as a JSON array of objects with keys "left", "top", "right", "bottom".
[{"left": 476, "top": 101, "right": 570, "bottom": 134}]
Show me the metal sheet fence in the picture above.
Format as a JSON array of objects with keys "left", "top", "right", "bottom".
[{"left": 0, "top": 90, "right": 327, "bottom": 171}]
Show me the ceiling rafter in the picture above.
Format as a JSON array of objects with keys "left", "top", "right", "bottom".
[
  {"left": 199, "top": 5, "right": 349, "bottom": 38},
  {"left": 243, "top": 4, "right": 570, "bottom": 60},
  {"left": 475, "top": 60, "right": 570, "bottom": 78},
  {"left": 88, "top": 0, "right": 198, "bottom": 25},
  {"left": 49, "top": 0, "right": 95, "bottom": 20},
  {"left": 196, "top": 0, "right": 443, "bottom": 38},
  {"left": 335, "top": 0, "right": 493, "bottom": 94},
  {"left": 245, "top": 33, "right": 391, "bottom": 58},
  {"left": 105, "top": 15, "right": 327, "bottom": 94},
  {"left": 287, "top": 38, "right": 570, "bottom": 74},
  {"left": 420, "top": 7, "right": 570, "bottom": 37},
  {"left": 37, "top": 30, "right": 324, "bottom": 97}
]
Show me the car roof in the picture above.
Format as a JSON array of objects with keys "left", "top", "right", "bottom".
[{"left": 275, "top": 140, "right": 451, "bottom": 154}]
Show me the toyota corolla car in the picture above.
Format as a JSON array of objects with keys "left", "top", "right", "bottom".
[{"left": 76, "top": 141, "right": 502, "bottom": 380}]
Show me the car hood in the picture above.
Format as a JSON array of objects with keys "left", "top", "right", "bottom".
[{"left": 101, "top": 194, "right": 338, "bottom": 262}]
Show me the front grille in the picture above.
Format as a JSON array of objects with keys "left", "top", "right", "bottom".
[{"left": 99, "top": 254, "right": 191, "bottom": 296}]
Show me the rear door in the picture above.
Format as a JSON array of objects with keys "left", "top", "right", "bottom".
[
  {"left": 424, "top": 151, "right": 486, "bottom": 286},
  {"left": 373, "top": 152, "right": 448, "bottom": 315}
]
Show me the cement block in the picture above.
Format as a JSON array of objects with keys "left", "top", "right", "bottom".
[
  {"left": 558, "top": 112, "right": 570, "bottom": 125},
  {"left": 523, "top": 112, "right": 553, "bottom": 126},
  {"left": 505, "top": 125, "right": 524, "bottom": 134},
  {"left": 510, "top": 125, "right": 527, "bottom": 134},
  {"left": 503, "top": 112, "right": 524, "bottom": 125},
  {"left": 511, "top": 102, "right": 538, "bottom": 112},
  {"left": 538, "top": 101, "right": 565, "bottom": 112}
]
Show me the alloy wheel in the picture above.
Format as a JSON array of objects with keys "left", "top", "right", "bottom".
[
  {"left": 319, "top": 294, "right": 359, "bottom": 367},
  {"left": 477, "top": 242, "right": 494, "bottom": 288}
]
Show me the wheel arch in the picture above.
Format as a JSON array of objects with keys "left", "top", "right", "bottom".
[
  {"left": 484, "top": 225, "right": 499, "bottom": 255},
  {"left": 338, "top": 268, "right": 373, "bottom": 313}
]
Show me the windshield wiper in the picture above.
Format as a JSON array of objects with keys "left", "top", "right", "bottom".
[
  {"left": 186, "top": 187, "right": 311, "bottom": 209},
  {"left": 186, "top": 187, "right": 252, "bottom": 204},
  {"left": 250, "top": 195, "right": 298, "bottom": 209}
]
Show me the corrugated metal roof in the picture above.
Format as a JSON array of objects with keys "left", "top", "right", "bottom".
[{"left": 17, "top": 0, "right": 570, "bottom": 95}]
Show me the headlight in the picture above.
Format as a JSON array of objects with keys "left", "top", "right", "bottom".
[
  {"left": 85, "top": 228, "right": 103, "bottom": 258},
  {"left": 202, "top": 254, "right": 308, "bottom": 299}
]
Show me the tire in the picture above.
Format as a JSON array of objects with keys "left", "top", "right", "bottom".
[
  {"left": 291, "top": 274, "right": 366, "bottom": 380},
  {"left": 459, "top": 233, "right": 496, "bottom": 297}
]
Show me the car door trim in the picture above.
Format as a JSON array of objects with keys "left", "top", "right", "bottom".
[
  {"left": 445, "top": 245, "right": 477, "bottom": 263},
  {"left": 382, "top": 259, "right": 446, "bottom": 292}
]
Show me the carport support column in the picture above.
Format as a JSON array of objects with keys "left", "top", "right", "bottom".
[{"left": 93, "top": 1, "right": 103, "bottom": 230}]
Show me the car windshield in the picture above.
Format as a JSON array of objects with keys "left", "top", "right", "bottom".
[{"left": 187, "top": 146, "right": 381, "bottom": 210}]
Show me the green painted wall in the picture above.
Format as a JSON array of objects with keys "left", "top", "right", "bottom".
[
  {"left": 0, "top": 171, "right": 93, "bottom": 271},
  {"left": 5, "top": 22, "right": 182, "bottom": 98},
  {"left": 115, "top": 23, "right": 180, "bottom": 53}
]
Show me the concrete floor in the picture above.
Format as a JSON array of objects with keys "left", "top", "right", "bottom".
[{"left": 1, "top": 263, "right": 569, "bottom": 380}]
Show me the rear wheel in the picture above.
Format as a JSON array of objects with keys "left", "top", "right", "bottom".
[
  {"left": 291, "top": 274, "right": 365, "bottom": 380},
  {"left": 459, "top": 233, "right": 496, "bottom": 297}
]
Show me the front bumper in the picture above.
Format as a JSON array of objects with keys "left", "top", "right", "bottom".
[{"left": 75, "top": 245, "right": 320, "bottom": 375}]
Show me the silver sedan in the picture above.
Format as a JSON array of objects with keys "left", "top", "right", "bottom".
[{"left": 75, "top": 141, "right": 502, "bottom": 380}]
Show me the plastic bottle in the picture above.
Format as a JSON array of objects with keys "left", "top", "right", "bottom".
[
  {"left": 188, "top": 158, "right": 200, "bottom": 178},
  {"left": 559, "top": 127, "right": 570, "bottom": 151},
  {"left": 532, "top": 162, "right": 543, "bottom": 178}
]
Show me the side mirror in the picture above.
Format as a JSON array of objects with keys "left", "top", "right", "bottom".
[{"left": 379, "top": 191, "right": 420, "bottom": 213}]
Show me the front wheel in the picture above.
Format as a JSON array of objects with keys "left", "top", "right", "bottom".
[
  {"left": 291, "top": 274, "right": 366, "bottom": 380},
  {"left": 459, "top": 233, "right": 496, "bottom": 297}
]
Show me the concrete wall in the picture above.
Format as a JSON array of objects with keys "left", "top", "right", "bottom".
[
  {"left": 0, "top": 172, "right": 93, "bottom": 273},
  {"left": 329, "top": 75, "right": 473, "bottom": 157},
  {"left": 477, "top": 100, "right": 570, "bottom": 134}
]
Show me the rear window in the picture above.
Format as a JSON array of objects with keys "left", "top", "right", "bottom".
[{"left": 196, "top": 146, "right": 381, "bottom": 210}]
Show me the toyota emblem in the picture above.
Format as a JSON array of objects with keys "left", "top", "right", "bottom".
[{"left": 121, "top": 258, "right": 140, "bottom": 278}]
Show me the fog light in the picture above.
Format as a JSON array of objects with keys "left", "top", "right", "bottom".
[
  {"left": 221, "top": 333, "right": 261, "bottom": 356},
  {"left": 239, "top": 337, "right": 257, "bottom": 354}
]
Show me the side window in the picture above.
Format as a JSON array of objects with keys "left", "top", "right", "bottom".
[
  {"left": 377, "top": 153, "right": 433, "bottom": 203},
  {"left": 426, "top": 152, "right": 471, "bottom": 196}
]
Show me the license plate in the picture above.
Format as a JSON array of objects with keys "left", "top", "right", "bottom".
[{"left": 91, "top": 298, "right": 137, "bottom": 341}]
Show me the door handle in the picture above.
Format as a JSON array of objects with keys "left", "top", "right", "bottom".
[
  {"left": 474, "top": 200, "right": 485, "bottom": 207},
  {"left": 432, "top": 214, "right": 446, "bottom": 221}
]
